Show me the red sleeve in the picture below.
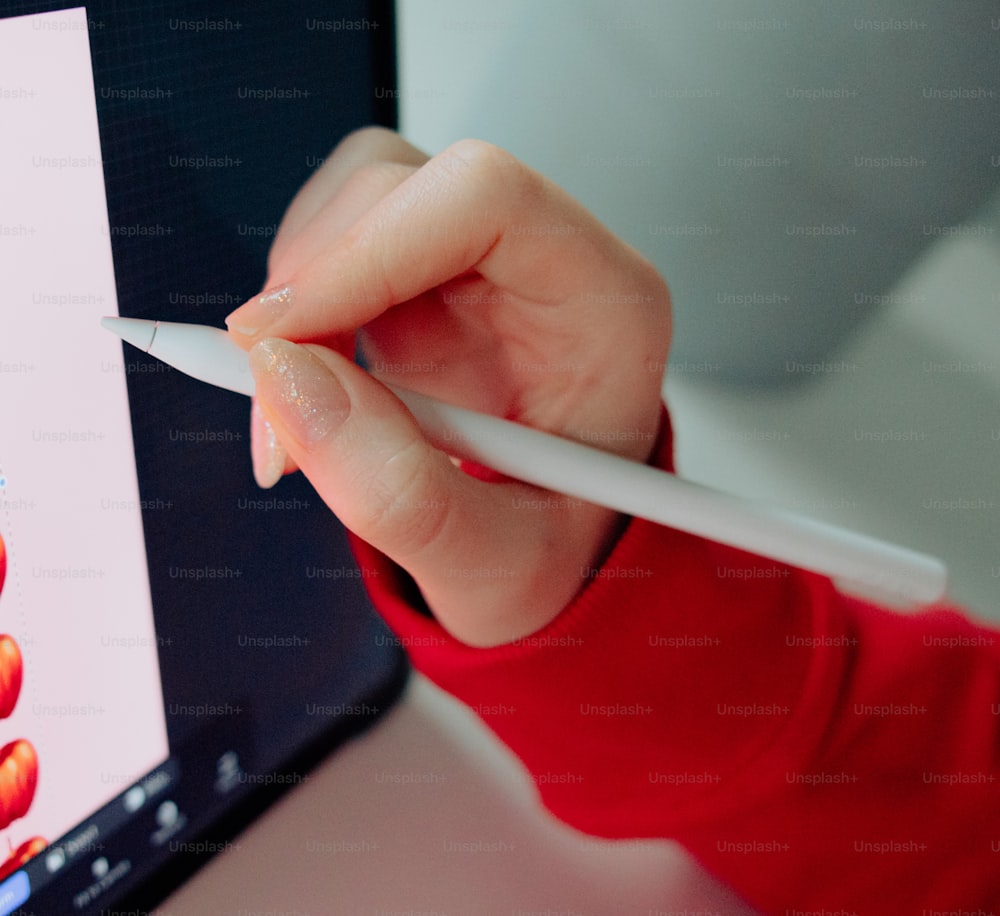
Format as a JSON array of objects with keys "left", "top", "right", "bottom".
[{"left": 349, "top": 410, "right": 1000, "bottom": 912}]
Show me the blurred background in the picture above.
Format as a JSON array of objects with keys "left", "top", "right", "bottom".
[{"left": 397, "top": 0, "right": 1000, "bottom": 617}]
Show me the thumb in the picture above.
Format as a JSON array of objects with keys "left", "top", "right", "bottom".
[
  {"left": 247, "top": 339, "right": 593, "bottom": 647},
  {"left": 248, "top": 338, "right": 457, "bottom": 558}
]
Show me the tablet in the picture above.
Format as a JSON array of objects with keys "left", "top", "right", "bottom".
[{"left": 0, "top": 2, "right": 406, "bottom": 912}]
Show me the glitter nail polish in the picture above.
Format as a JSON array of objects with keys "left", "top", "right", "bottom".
[
  {"left": 225, "top": 285, "right": 293, "bottom": 337},
  {"left": 248, "top": 339, "right": 351, "bottom": 448},
  {"left": 250, "top": 399, "right": 287, "bottom": 489}
]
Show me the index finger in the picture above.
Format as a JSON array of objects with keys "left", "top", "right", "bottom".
[{"left": 224, "top": 139, "right": 665, "bottom": 344}]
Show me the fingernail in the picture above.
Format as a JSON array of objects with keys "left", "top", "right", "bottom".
[
  {"left": 250, "top": 399, "right": 287, "bottom": 489},
  {"left": 248, "top": 338, "right": 351, "bottom": 448},
  {"left": 225, "top": 285, "right": 293, "bottom": 337}
]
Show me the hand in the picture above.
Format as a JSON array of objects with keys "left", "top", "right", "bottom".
[{"left": 225, "top": 128, "right": 671, "bottom": 647}]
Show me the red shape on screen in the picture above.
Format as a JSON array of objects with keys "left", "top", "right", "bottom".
[
  {"left": 0, "top": 835, "right": 47, "bottom": 881},
  {"left": 0, "top": 636, "right": 22, "bottom": 720},
  {"left": 0, "top": 740, "right": 38, "bottom": 831}
]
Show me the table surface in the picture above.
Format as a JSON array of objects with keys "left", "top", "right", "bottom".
[{"left": 156, "top": 673, "right": 755, "bottom": 915}]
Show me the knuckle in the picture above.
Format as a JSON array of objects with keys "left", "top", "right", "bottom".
[
  {"left": 361, "top": 441, "right": 452, "bottom": 559},
  {"left": 328, "top": 127, "right": 428, "bottom": 176},
  {"left": 615, "top": 247, "right": 672, "bottom": 335},
  {"left": 437, "top": 138, "right": 537, "bottom": 201},
  {"left": 331, "top": 125, "right": 398, "bottom": 159},
  {"left": 442, "top": 137, "right": 511, "bottom": 172},
  {"left": 341, "top": 160, "right": 418, "bottom": 200},
  {"left": 638, "top": 256, "right": 672, "bottom": 322}
]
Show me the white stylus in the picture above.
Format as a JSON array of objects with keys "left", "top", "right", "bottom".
[{"left": 101, "top": 316, "right": 948, "bottom": 605}]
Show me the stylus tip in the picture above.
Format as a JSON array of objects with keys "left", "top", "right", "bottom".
[{"left": 101, "top": 316, "right": 155, "bottom": 353}]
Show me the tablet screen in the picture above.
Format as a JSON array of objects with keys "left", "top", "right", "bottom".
[
  {"left": 0, "top": 3, "right": 404, "bottom": 912},
  {"left": 0, "top": 7, "right": 170, "bottom": 872}
]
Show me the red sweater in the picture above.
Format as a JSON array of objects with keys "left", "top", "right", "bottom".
[{"left": 350, "top": 409, "right": 1000, "bottom": 913}]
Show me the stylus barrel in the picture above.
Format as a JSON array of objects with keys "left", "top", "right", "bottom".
[{"left": 101, "top": 317, "right": 948, "bottom": 606}]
